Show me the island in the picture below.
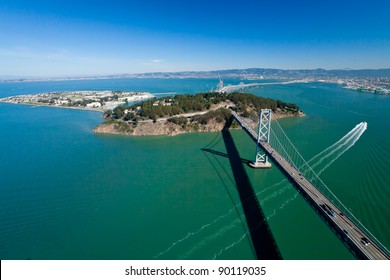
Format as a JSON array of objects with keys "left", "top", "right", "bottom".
[
  {"left": 94, "top": 91, "right": 304, "bottom": 136},
  {"left": 0, "top": 90, "right": 155, "bottom": 111}
]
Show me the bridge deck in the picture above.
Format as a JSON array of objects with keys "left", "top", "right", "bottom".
[
  {"left": 231, "top": 111, "right": 389, "bottom": 260},
  {"left": 217, "top": 80, "right": 307, "bottom": 93}
]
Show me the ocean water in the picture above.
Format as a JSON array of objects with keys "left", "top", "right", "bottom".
[{"left": 0, "top": 79, "right": 389, "bottom": 260}]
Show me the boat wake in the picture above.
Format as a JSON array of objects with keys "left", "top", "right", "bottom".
[{"left": 153, "top": 122, "right": 368, "bottom": 259}]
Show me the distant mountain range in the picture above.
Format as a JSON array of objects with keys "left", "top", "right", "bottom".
[
  {"left": 1, "top": 68, "right": 390, "bottom": 82},
  {"left": 124, "top": 68, "right": 390, "bottom": 79}
]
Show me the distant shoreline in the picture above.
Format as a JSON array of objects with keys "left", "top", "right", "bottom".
[
  {"left": 0, "top": 90, "right": 155, "bottom": 112},
  {"left": 0, "top": 101, "right": 105, "bottom": 112},
  {"left": 1, "top": 67, "right": 389, "bottom": 83}
]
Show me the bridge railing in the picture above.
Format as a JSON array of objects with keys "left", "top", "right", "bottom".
[
  {"left": 268, "top": 119, "right": 390, "bottom": 257},
  {"left": 232, "top": 111, "right": 390, "bottom": 257}
]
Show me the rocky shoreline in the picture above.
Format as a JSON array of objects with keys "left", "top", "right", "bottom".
[{"left": 94, "top": 109, "right": 305, "bottom": 137}]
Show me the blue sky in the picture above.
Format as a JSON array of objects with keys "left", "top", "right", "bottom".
[{"left": 1, "top": 0, "right": 389, "bottom": 76}]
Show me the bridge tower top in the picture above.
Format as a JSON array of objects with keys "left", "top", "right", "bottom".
[
  {"left": 249, "top": 109, "right": 272, "bottom": 169},
  {"left": 217, "top": 79, "right": 224, "bottom": 91}
]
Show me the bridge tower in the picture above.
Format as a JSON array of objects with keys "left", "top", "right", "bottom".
[
  {"left": 217, "top": 79, "right": 224, "bottom": 91},
  {"left": 249, "top": 109, "right": 272, "bottom": 169}
]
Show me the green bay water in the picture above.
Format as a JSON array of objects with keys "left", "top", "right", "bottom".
[{"left": 0, "top": 79, "right": 389, "bottom": 259}]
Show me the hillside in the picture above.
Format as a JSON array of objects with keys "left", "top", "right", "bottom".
[{"left": 94, "top": 92, "right": 303, "bottom": 136}]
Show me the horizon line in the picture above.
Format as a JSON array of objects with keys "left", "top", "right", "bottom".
[{"left": 1, "top": 67, "right": 389, "bottom": 82}]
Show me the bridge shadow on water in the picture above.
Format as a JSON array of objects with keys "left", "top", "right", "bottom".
[{"left": 202, "top": 118, "right": 282, "bottom": 260}]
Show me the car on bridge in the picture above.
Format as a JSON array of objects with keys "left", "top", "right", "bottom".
[
  {"left": 361, "top": 237, "right": 370, "bottom": 246},
  {"left": 321, "top": 203, "right": 336, "bottom": 217},
  {"left": 342, "top": 230, "right": 350, "bottom": 241}
]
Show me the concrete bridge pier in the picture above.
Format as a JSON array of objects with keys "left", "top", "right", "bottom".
[{"left": 249, "top": 160, "right": 272, "bottom": 169}]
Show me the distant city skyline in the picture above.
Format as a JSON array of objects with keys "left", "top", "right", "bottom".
[{"left": 1, "top": 0, "right": 389, "bottom": 77}]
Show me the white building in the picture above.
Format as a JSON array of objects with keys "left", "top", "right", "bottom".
[{"left": 86, "top": 102, "right": 102, "bottom": 108}]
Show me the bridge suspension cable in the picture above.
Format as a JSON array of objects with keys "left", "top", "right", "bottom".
[
  {"left": 269, "top": 119, "right": 390, "bottom": 256},
  {"left": 231, "top": 109, "right": 389, "bottom": 258}
]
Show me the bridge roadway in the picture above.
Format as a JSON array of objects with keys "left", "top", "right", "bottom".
[
  {"left": 231, "top": 111, "right": 390, "bottom": 260},
  {"left": 217, "top": 80, "right": 309, "bottom": 93}
]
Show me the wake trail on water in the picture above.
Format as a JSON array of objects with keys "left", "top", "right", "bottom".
[
  {"left": 179, "top": 184, "right": 296, "bottom": 258},
  {"left": 153, "top": 179, "right": 286, "bottom": 259},
  {"left": 153, "top": 205, "right": 240, "bottom": 259},
  {"left": 180, "top": 219, "right": 243, "bottom": 259},
  {"left": 153, "top": 122, "right": 367, "bottom": 259},
  {"left": 316, "top": 122, "right": 367, "bottom": 175},
  {"left": 308, "top": 123, "right": 363, "bottom": 165},
  {"left": 212, "top": 122, "right": 368, "bottom": 258},
  {"left": 211, "top": 193, "right": 299, "bottom": 260},
  {"left": 309, "top": 122, "right": 366, "bottom": 172}
]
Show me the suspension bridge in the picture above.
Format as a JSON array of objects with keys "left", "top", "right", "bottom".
[
  {"left": 231, "top": 109, "right": 390, "bottom": 260},
  {"left": 216, "top": 79, "right": 309, "bottom": 93}
]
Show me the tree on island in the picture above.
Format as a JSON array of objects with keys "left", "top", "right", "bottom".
[{"left": 105, "top": 91, "right": 300, "bottom": 128}]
